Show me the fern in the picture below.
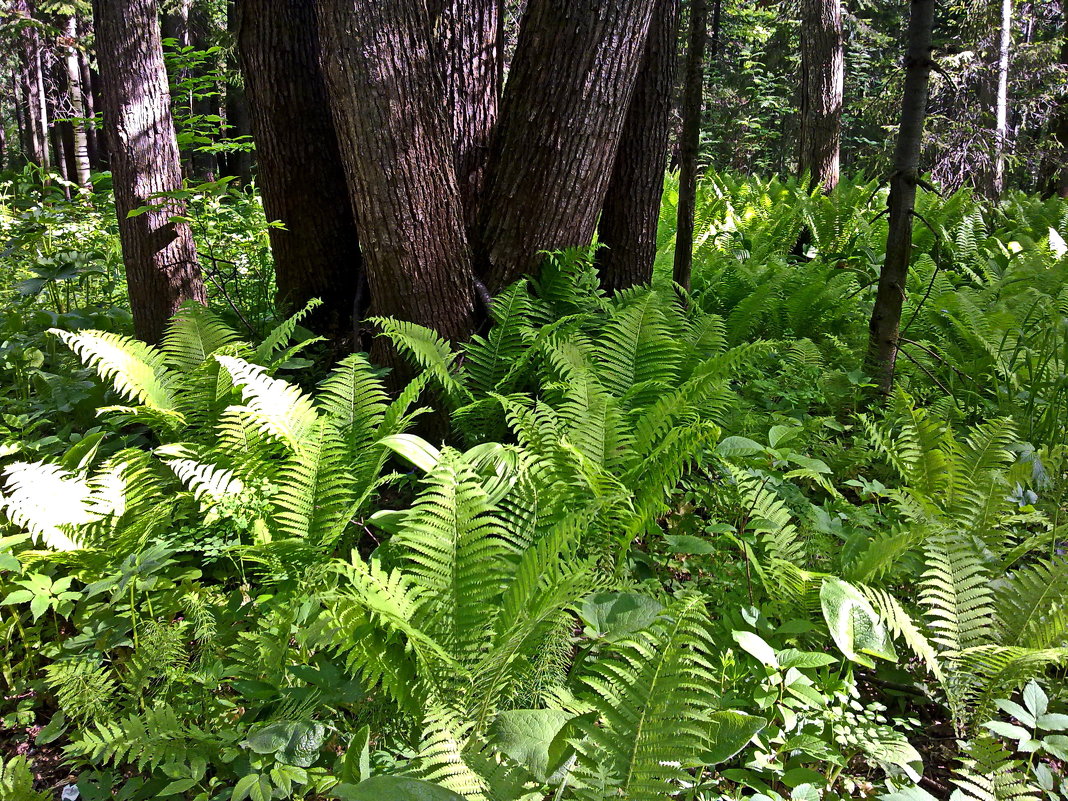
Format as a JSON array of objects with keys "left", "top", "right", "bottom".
[{"left": 574, "top": 594, "right": 719, "bottom": 800}]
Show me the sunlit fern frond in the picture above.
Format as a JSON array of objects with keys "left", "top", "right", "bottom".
[
  {"left": 51, "top": 328, "right": 177, "bottom": 412},
  {"left": 921, "top": 530, "right": 997, "bottom": 657},
  {"left": 271, "top": 419, "right": 355, "bottom": 543},
  {"left": 393, "top": 453, "right": 512, "bottom": 665},
  {"left": 950, "top": 734, "right": 1040, "bottom": 801},
  {"left": 215, "top": 355, "right": 320, "bottom": 451},
  {"left": 252, "top": 298, "right": 322, "bottom": 365},
  {"left": 370, "top": 317, "right": 472, "bottom": 408},
  {"left": 161, "top": 301, "right": 242, "bottom": 374},
  {"left": 0, "top": 461, "right": 94, "bottom": 549}
]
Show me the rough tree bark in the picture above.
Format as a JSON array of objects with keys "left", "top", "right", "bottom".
[
  {"left": 596, "top": 0, "right": 680, "bottom": 292},
  {"left": 315, "top": 0, "right": 475, "bottom": 348},
  {"left": 478, "top": 0, "right": 658, "bottom": 292},
  {"left": 235, "top": 0, "right": 364, "bottom": 342},
  {"left": 798, "top": 0, "right": 844, "bottom": 192},
  {"left": 673, "top": 0, "right": 708, "bottom": 292},
  {"left": 91, "top": 0, "right": 205, "bottom": 343},
  {"left": 434, "top": 0, "right": 503, "bottom": 235},
  {"left": 865, "top": 0, "right": 936, "bottom": 396},
  {"left": 12, "top": 0, "right": 50, "bottom": 170}
]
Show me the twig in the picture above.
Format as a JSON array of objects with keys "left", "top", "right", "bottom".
[{"left": 898, "top": 347, "right": 951, "bottom": 395}]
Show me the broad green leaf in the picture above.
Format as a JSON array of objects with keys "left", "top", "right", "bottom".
[
  {"left": 717, "top": 436, "right": 764, "bottom": 458},
  {"left": 819, "top": 577, "right": 896, "bottom": 668},
  {"left": 733, "top": 630, "right": 779, "bottom": 667},
  {"left": 699, "top": 711, "right": 766, "bottom": 766},
  {"left": 489, "top": 709, "right": 574, "bottom": 782},
  {"left": 380, "top": 434, "right": 441, "bottom": 472},
  {"left": 332, "top": 776, "right": 466, "bottom": 801},
  {"left": 579, "top": 592, "right": 663, "bottom": 641}
]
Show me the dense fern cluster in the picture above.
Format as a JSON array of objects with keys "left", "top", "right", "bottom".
[{"left": 0, "top": 176, "right": 1065, "bottom": 801}]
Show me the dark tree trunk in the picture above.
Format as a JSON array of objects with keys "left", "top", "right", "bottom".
[
  {"left": 316, "top": 0, "right": 475, "bottom": 350},
  {"left": 672, "top": 0, "right": 708, "bottom": 292},
  {"left": 188, "top": 4, "right": 220, "bottom": 181},
  {"left": 865, "top": 0, "right": 936, "bottom": 396},
  {"left": 12, "top": 73, "right": 30, "bottom": 166},
  {"left": 1049, "top": 2, "right": 1068, "bottom": 198},
  {"left": 798, "top": 0, "right": 844, "bottom": 191},
  {"left": 12, "top": 0, "right": 50, "bottom": 170},
  {"left": 91, "top": 0, "right": 206, "bottom": 343},
  {"left": 235, "top": 0, "right": 364, "bottom": 342},
  {"left": 596, "top": 0, "right": 680, "bottom": 292},
  {"left": 221, "top": 1, "right": 253, "bottom": 186},
  {"left": 434, "top": 0, "right": 503, "bottom": 235},
  {"left": 478, "top": 0, "right": 658, "bottom": 292}
]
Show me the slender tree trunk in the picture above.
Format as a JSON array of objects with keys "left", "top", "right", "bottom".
[
  {"left": 434, "top": 0, "right": 503, "bottom": 235},
  {"left": 187, "top": 4, "right": 220, "bottom": 181},
  {"left": 798, "top": 0, "right": 844, "bottom": 191},
  {"left": 1053, "top": 2, "right": 1068, "bottom": 197},
  {"left": 12, "top": 0, "right": 50, "bottom": 170},
  {"left": 316, "top": 0, "right": 475, "bottom": 350},
  {"left": 596, "top": 0, "right": 680, "bottom": 292},
  {"left": 221, "top": 1, "right": 253, "bottom": 186},
  {"left": 235, "top": 0, "right": 364, "bottom": 342},
  {"left": 91, "top": 0, "right": 206, "bottom": 343},
  {"left": 478, "top": 0, "right": 659, "bottom": 292},
  {"left": 865, "top": 0, "right": 936, "bottom": 396},
  {"left": 75, "top": 21, "right": 101, "bottom": 170},
  {"left": 989, "top": 0, "right": 1012, "bottom": 197},
  {"left": 60, "top": 16, "right": 92, "bottom": 187},
  {"left": 13, "top": 73, "right": 30, "bottom": 166},
  {"left": 673, "top": 0, "right": 708, "bottom": 292}
]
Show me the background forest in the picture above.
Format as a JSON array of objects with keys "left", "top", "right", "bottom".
[{"left": 0, "top": 1, "right": 1066, "bottom": 800}]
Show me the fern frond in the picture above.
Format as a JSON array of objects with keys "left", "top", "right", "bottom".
[
  {"left": 161, "top": 302, "right": 242, "bottom": 373},
  {"left": 215, "top": 355, "right": 320, "bottom": 451},
  {"left": 995, "top": 558, "right": 1068, "bottom": 649},
  {"left": 51, "top": 328, "right": 177, "bottom": 411}
]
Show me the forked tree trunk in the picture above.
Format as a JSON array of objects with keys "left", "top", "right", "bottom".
[
  {"left": 435, "top": 0, "right": 503, "bottom": 235},
  {"left": 596, "top": 0, "right": 680, "bottom": 292},
  {"left": 91, "top": 0, "right": 206, "bottom": 343},
  {"left": 478, "top": 0, "right": 658, "bottom": 292},
  {"left": 673, "top": 0, "right": 708, "bottom": 292},
  {"left": 235, "top": 0, "right": 364, "bottom": 342},
  {"left": 865, "top": 0, "right": 936, "bottom": 396},
  {"left": 316, "top": 0, "right": 475, "bottom": 348},
  {"left": 798, "top": 0, "right": 844, "bottom": 191}
]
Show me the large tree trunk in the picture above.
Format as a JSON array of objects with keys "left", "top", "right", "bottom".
[
  {"left": 316, "top": 0, "right": 475, "bottom": 349},
  {"left": 865, "top": 0, "right": 936, "bottom": 396},
  {"left": 672, "top": 0, "right": 708, "bottom": 292},
  {"left": 235, "top": 0, "right": 364, "bottom": 343},
  {"left": 12, "top": 0, "right": 50, "bottom": 170},
  {"left": 60, "top": 15, "right": 92, "bottom": 187},
  {"left": 478, "top": 0, "right": 658, "bottom": 292},
  {"left": 596, "top": 0, "right": 680, "bottom": 292},
  {"left": 798, "top": 0, "right": 844, "bottom": 191},
  {"left": 434, "top": 0, "right": 503, "bottom": 235},
  {"left": 91, "top": 0, "right": 206, "bottom": 343}
]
